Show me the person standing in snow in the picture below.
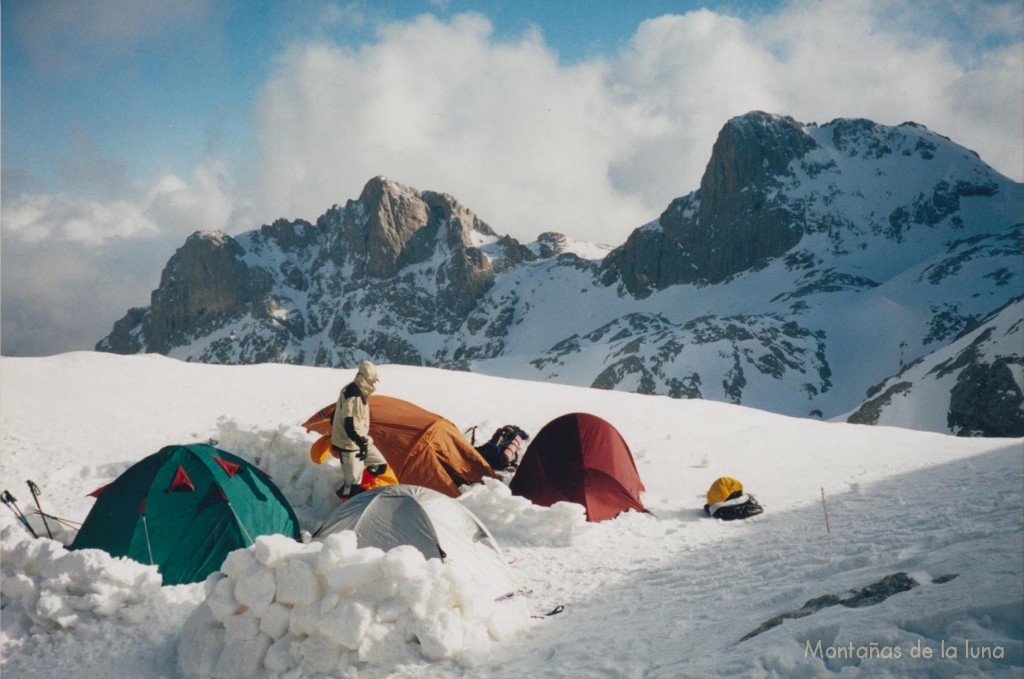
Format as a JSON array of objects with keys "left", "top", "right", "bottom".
[{"left": 332, "top": 360, "right": 389, "bottom": 499}]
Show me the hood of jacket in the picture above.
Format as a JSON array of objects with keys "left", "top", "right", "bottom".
[{"left": 356, "top": 360, "right": 379, "bottom": 396}]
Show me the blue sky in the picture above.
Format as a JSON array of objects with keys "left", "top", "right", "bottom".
[{"left": 2, "top": 0, "right": 1022, "bottom": 356}]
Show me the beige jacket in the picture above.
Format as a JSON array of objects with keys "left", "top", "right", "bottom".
[{"left": 331, "top": 361, "right": 379, "bottom": 451}]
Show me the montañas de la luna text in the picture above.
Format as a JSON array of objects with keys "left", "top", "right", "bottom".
[{"left": 805, "top": 639, "right": 1005, "bottom": 661}]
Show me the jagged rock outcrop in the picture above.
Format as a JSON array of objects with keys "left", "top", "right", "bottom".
[
  {"left": 145, "top": 232, "right": 265, "bottom": 354},
  {"left": 604, "top": 113, "right": 818, "bottom": 295},
  {"left": 947, "top": 357, "right": 1024, "bottom": 437},
  {"left": 99, "top": 177, "right": 517, "bottom": 365}
]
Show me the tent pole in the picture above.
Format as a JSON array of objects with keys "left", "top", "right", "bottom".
[
  {"left": 226, "top": 501, "right": 255, "bottom": 546},
  {"left": 140, "top": 513, "right": 156, "bottom": 565}
]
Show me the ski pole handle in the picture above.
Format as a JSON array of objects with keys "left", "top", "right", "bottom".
[
  {"left": 27, "top": 480, "right": 53, "bottom": 539},
  {"left": 1, "top": 489, "right": 39, "bottom": 538}
]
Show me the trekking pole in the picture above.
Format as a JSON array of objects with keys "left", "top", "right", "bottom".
[
  {"left": 1, "top": 490, "right": 38, "bottom": 538},
  {"left": 27, "top": 481, "right": 54, "bottom": 539}
]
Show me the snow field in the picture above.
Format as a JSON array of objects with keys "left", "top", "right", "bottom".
[{"left": 1, "top": 353, "right": 1020, "bottom": 678}]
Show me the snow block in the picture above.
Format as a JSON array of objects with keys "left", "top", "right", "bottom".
[
  {"left": 316, "top": 530, "right": 359, "bottom": 572},
  {"left": 253, "top": 533, "right": 299, "bottom": 567},
  {"left": 382, "top": 544, "right": 427, "bottom": 579},
  {"left": 213, "top": 632, "right": 271, "bottom": 679},
  {"left": 275, "top": 558, "right": 319, "bottom": 606},
  {"left": 259, "top": 601, "right": 291, "bottom": 640},
  {"left": 233, "top": 564, "right": 276, "bottom": 613},
  {"left": 417, "top": 608, "right": 465, "bottom": 660},
  {"left": 219, "top": 549, "right": 256, "bottom": 579},
  {"left": 323, "top": 546, "right": 385, "bottom": 594},
  {"left": 320, "top": 600, "right": 373, "bottom": 650},
  {"left": 206, "top": 574, "right": 243, "bottom": 622}
]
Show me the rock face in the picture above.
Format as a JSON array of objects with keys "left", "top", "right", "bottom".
[
  {"left": 146, "top": 232, "right": 264, "bottom": 354},
  {"left": 97, "top": 114, "right": 1024, "bottom": 437},
  {"left": 847, "top": 295, "right": 1024, "bottom": 437},
  {"left": 605, "top": 113, "right": 818, "bottom": 294},
  {"left": 97, "top": 176, "right": 509, "bottom": 365},
  {"left": 947, "top": 357, "right": 1024, "bottom": 437}
]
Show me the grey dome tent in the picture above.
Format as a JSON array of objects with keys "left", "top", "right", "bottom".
[{"left": 313, "top": 484, "right": 514, "bottom": 599}]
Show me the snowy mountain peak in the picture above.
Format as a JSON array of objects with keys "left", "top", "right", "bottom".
[
  {"left": 96, "top": 112, "right": 1023, "bottom": 437},
  {"left": 602, "top": 111, "right": 1018, "bottom": 297}
]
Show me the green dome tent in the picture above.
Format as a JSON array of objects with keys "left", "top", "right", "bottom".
[{"left": 70, "top": 443, "right": 300, "bottom": 585}]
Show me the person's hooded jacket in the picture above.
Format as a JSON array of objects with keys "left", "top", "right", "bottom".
[{"left": 331, "top": 361, "right": 379, "bottom": 452}]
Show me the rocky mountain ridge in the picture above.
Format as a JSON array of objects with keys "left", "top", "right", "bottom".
[{"left": 97, "top": 112, "right": 1024, "bottom": 437}]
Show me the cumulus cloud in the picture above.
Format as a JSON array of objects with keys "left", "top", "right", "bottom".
[
  {"left": 143, "top": 160, "right": 239, "bottom": 236},
  {"left": 1, "top": 160, "right": 239, "bottom": 355},
  {"left": 2, "top": 160, "right": 236, "bottom": 247},
  {"left": 253, "top": 1, "right": 1022, "bottom": 245},
  {"left": 3, "top": 193, "right": 160, "bottom": 247},
  {"left": 255, "top": 13, "right": 652, "bottom": 244}
]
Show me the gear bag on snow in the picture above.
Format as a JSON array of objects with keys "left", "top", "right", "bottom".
[
  {"left": 704, "top": 476, "right": 764, "bottom": 521},
  {"left": 476, "top": 425, "right": 530, "bottom": 471}
]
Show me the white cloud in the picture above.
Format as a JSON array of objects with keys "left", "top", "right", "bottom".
[
  {"left": 2, "top": 160, "right": 236, "bottom": 247},
  {"left": 0, "top": 237, "right": 159, "bottom": 356},
  {"left": 254, "top": 13, "right": 652, "bottom": 244},
  {"left": 0, "top": 160, "right": 240, "bottom": 354},
  {"left": 2, "top": 193, "right": 160, "bottom": 246},
  {"left": 253, "top": 2, "right": 1022, "bottom": 244},
  {"left": 143, "top": 160, "right": 238, "bottom": 235}
]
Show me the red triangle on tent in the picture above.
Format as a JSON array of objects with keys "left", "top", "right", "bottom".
[
  {"left": 88, "top": 483, "right": 112, "bottom": 498},
  {"left": 168, "top": 465, "right": 195, "bottom": 493},
  {"left": 213, "top": 457, "right": 241, "bottom": 478}
]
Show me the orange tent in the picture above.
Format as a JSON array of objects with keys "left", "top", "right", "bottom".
[{"left": 302, "top": 395, "right": 494, "bottom": 498}]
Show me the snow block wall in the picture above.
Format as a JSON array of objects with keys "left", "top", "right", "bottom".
[
  {"left": 176, "top": 533, "right": 532, "bottom": 678},
  {"left": 459, "top": 477, "right": 589, "bottom": 546},
  {"left": 0, "top": 517, "right": 171, "bottom": 638}
]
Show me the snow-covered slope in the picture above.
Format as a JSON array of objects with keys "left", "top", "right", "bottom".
[
  {"left": 1, "top": 353, "right": 1021, "bottom": 678},
  {"left": 96, "top": 113, "right": 1024, "bottom": 436},
  {"left": 845, "top": 295, "right": 1023, "bottom": 436}
]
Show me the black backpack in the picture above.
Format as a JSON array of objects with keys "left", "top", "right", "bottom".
[
  {"left": 704, "top": 492, "right": 764, "bottom": 521},
  {"left": 476, "top": 425, "right": 530, "bottom": 471}
]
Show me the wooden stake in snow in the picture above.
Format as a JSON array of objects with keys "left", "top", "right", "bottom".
[{"left": 821, "top": 486, "right": 831, "bottom": 534}]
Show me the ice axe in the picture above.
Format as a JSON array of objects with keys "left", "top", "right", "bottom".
[
  {"left": 27, "top": 481, "right": 53, "bottom": 539},
  {"left": 1, "top": 490, "right": 38, "bottom": 538}
]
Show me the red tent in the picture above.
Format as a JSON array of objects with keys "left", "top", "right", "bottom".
[{"left": 509, "top": 413, "right": 646, "bottom": 522}]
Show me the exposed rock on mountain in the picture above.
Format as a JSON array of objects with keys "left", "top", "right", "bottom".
[
  {"left": 604, "top": 113, "right": 818, "bottom": 295},
  {"left": 99, "top": 177, "right": 514, "bottom": 366},
  {"left": 97, "top": 113, "right": 1023, "bottom": 437},
  {"left": 147, "top": 232, "right": 265, "bottom": 354},
  {"left": 846, "top": 296, "right": 1023, "bottom": 437}
]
